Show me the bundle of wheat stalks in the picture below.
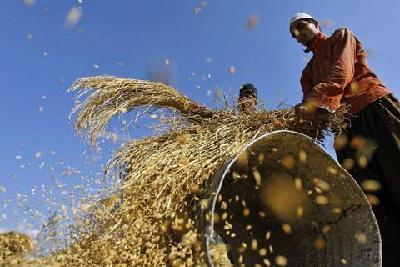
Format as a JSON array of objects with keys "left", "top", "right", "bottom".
[
  {"left": 32, "top": 76, "right": 346, "bottom": 266},
  {"left": 0, "top": 232, "right": 35, "bottom": 265}
]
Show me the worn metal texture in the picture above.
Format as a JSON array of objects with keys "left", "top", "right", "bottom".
[{"left": 201, "top": 130, "right": 381, "bottom": 267}]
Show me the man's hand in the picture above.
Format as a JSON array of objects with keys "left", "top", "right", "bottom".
[
  {"left": 295, "top": 102, "right": 334, "bottom": 123},
  {"left": 190, "top": 106, "right": 213, "bottom": 118},
  {"left": 295, "top": 102, "right": 318, "bottom": 122}
]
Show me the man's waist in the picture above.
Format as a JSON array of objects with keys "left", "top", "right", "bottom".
[{"left": 341, "top": 85, "right": 391, "bottom": 114}]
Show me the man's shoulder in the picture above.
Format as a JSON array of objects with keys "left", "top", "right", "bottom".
[{"left": 330, "top": 27, "right": 355, "bottom": 39}]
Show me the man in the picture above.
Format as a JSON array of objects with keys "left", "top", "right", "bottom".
[
  {"left": 237, "top": 83, "right": 258, "bottom": 113},
  {"left": 290, "top": 12, "right": 400, "bottom": 265}
]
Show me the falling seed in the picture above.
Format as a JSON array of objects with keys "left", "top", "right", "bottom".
[
  {"left": 150, "top": 114, "right": 158, "bottom": 119},
  {"left": 259, "top": 248, "right": 267, "bottom": 256},
  {"left": 228, "top": 66, "right": 236, "bottom": 75},
  {"left": 257, "top": 153, "right": 265, "bottom": 163},
  {"left": 342, "top": 159, "right": 354, "bottom": 170},
  {"left": 315, "top": 195, "right": 329, "bottom": 205},
  {"left": 242, "top": 208, "right": 250, "bottom": 217},
  {"left": 214, "top": 88, "right": 223, "bottom": 99},
  {"left": 355, "top": 232, "right": 368, "bottom": 244},
  {"left": 358, "top": 155, "right": 368, "bottom": 168},
  {"left": 221, "top": 213, "right": 228, "bottom": 220},
  {"left": 238, "top": 255, "right": 243, "bottom": 263},
  {"left": 314, "top": 187, "right": 323, "bottom": 194},
  {"left": 327, "top": 166, "right": 338, "bottom": 174},
  {"left": 0, "top": 186, "right": 6, "bottom": 193},
  {"left": 334, "top": 134, "right": 348, "bottom": 150},
  {"left": 366, "top": 194, "right": 380, "bottom": 206},
  {"left": 321, "top": 225, "right": 331, "bottom": 234},
  {"left": 282, "top": 224, "right": 292, "bottom": 234},
  {"left": 332, "top": 207, "right": 342, "bottom": 214},
  {"left": 93, "top": 64, "right": 100, "bottom": 69},
  {"left": 237, "top": 245, "right": 246, "bottom": 253},
  {"left": 313, "top": 178, "right": 330, "bottom": 191},
  {"left": 252, "top": 168, "right": 262, "bottom": 186},
  {"left": 23, "top": 0, "right": 36, "bottom": 6},
  {"left": 314, "top": 238, "right": 326, "bottom": 250},
  {"left": 66, "top": 6, "right": 83, "bottom": 28},
  {"left": 320, "top": 18, "right": 333, "bottom": 28},
  {"left": 236, "top": 151, "right": 248, "bottom": 167},
  {"left": 221, "top": 201, "right": 228, "bottom": 210},
  {"left": 258, "top": 211, "right": 266, "bottom": 218},
  {"left": 263, "top": 259, "right": 272, "bottom": 266},
  {"left": 251, "top": 239, "right": 258, "bottom": 250},
  {"left": 164, "top": 59, "right": 170, "bottom": 66},
  {"left": 341, "top": 258, "right": 348, "bottom": 264},
  {"left": 232, "top": 171, "right": 241, "bottom": 179},
  {"left": 246, "top": 224, "right": 252, "bottom": 230},
  {"left": 15, "top": 155, "right": 23, "bottom": 160},
  {"left": 200, "top": 199, "right": 208, "bottom": 209},
  {"left": 261, "top": 173, "right": 311, "bottom": 221},
  {"left": 296, "top": 206, "right": 303, "bottom": 218},
  {"left": 275, "top": 255, "right": 288, "bottom": 266},
  {"left": 351, "top": 136, "right": 366, "bottom": 150},
  {"left": 361, "top": 179, "right": 381, "bottom": 192},
  {"left": 298, "top": 150, "right": 307, "bottom": 163},
  {"left": 294, "top": 178, "right": 302, "bottom": 190},
  {"left": 281, "top": 155, "right": 295, "bottom": 169},
  {"left": 247, "top": 15, "right": 259, "bottom": 29},
  {"left": 265, "top": 231, "right": 271, "bottom": 240},
  {"left": 35, "top": 152, "right": 42, "bottom": 159}
]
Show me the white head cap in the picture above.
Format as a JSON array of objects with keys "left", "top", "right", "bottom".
[{"left": 289, "top": 12, "right": 317, "bottom": 28}]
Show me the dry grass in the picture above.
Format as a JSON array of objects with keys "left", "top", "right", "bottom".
[
  {"left": 0, "top": 232, "right": 35, "bottom": 265},
  {"left": 19, "top": 76, "right": 347, "bottom": 266},
  {"left": 69, "top": 76, "right": 213, "bottom": 145}
]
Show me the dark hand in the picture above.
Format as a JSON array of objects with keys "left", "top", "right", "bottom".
[
  {"left": 295, "top": 102, "right": 317, "bottom": 122},
  {"left": 191, "top": 106, "right": 213, "bottom": 118}
]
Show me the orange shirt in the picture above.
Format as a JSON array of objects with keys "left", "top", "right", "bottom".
[{"left": 300, "top": 28, "right": 391, "bottom": 114}]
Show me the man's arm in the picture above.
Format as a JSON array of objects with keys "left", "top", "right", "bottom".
[
  {"left": 303, "top": 28, "right": 356, "bottom": 112},
  {"left": 300, "top": 58, "right": 314, "bottom": 96}
]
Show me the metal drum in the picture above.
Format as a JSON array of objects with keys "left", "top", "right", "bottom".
[{"left": 200, "top": 130, "right": 381, "bottom": 267}]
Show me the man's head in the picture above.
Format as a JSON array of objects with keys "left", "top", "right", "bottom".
[
  {"left": 289, "top": 13, "right": 320, "bottom": 47},
  {"left": 238, "top": 83, "right": 258, "bottom": 113}
]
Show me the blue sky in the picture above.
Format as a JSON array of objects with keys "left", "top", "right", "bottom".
[{"left": 0, "top": 0, "right": 399, "bottom": 235}]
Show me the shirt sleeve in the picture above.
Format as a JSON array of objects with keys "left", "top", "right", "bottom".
[
  {"left": 300, "top": 59, "right": 314, "bottom": 96},
  {"left": 303, "top": 28, "right": 356, "bottom": 111}
]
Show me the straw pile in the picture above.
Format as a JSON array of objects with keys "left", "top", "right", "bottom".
[
  {"left": 41, "top": 76, "right": 346, "bottom": 266},
  {"left": 0, "top": 231, "right": 35, "bottom": 265}
]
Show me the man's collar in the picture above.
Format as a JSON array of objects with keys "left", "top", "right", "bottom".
[{"left": 308, "top": 32, "right": 326, "bottom": 53}]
